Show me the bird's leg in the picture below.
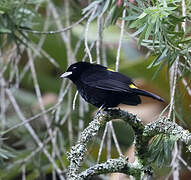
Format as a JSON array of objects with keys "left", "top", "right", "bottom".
[{"left": 95, "top": 104, "right": 105, "bottom": 116}]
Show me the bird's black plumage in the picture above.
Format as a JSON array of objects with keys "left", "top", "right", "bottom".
[{"left": 61, "top": 62, "right": 164, "bottom": 108}]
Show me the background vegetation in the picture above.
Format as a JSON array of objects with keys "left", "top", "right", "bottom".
[{"left": 0, "top": 0, "right": 191, "bottom": 179}]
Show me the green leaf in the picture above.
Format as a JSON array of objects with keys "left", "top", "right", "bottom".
[
  {"left": 180, "top": 36, "right": 191, "bottom": 44},
  {"left": 145, "top": 23, "right": 153, "bottom": 40},
  {"left": 156, "top": 147, "right": 165, "bottom": 167},
  {"left": 148, "top": 135, "right": 163, "bottom": 163},
  {"left": 138, "top": 25, "right": 147, "bottom": 47},
  {"left": 99, "top": 0, "right": 111, "bottom": 17},
  {"left": 0, "top": 148, "right": 15, "bottom": 159},
  {"left": 151, "top": 58, "right": 168, "bottom": 79},
  {"left": 123, "top": 15, "right": 138, "bottom": 21},
  {"left": 127, "top": 2, "right": 142, "bottom": 12},
  {"left": 148, "top": 48, "right": 168, "bottom": 68},
  {"left": 138, "top": 12, "right": 147, "bottom": 19},
  {"left": 129, "top": 19, "right": 142, "bottom": 28},
  {"left": 165, "top": 7, "right": 177, "bottom": 11},
  {"left": 0, "top": 28, "right": 11, "bottom": 33},
  {"left": 174, "top": 110, "right": 187, "bottom": 126},
  {"left": 148, "top": 134, "right": 176, "bottom": 167},
  {"left": 82, "top": 0, "right": 102, "bottom": 14},
  {"left": 130, "top": 25, "right": 146, "bottom": 37}
]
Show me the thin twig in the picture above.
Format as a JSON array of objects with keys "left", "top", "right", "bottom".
[
  {"left": 28, "top": 49, "right": 55, "bottom": 140},
  {"left": 168, "top": 57, "right": 179, "bottom": 119},
  {"left": 109, "top": 121, "right": 122, "bottom": 156},
  {"left": 55, "top": 79, "right": 67, "bottom": 123},
  {"left": 106, "top": 2, "right": 127, "bottom": 159},
  {"left": 20, "top": 9, "right": 92, "bottom": 35},
  {"left": 78, "top": 96, "right": 85, "bottom": 140},
  {"left": 96, "top": 15, "right": 102, "bottom": 64},
  {"left": 178, "top": 68, "right": 191, "bottom": 96},
  {"left": 74, "top": 38, "right": 83, "bottom": 57},
  {"left": 5, "top": 81, "right": 64, "bottom": 179},
  {"left": 168, "top": 56, "right": 179, "bottom": 179},
  {"left": 72, "top": 91, "right": 79, "bottom": 110},
  {"left": 171, "top": 142, "right": 180, "bottom": 180},
  {"left": 0, "top": 79, "right": 6, "bottom": 131},
  {"left": 107, "top": 123, "right": 111, "bottom": 160},
  {"left": 82, "top": 40, "right": 96, "bottom": 62},
  {"left": 14, "top": 136, "right": 51, "bottom": 165},
  {"left": 97, "top": 123, "right": 108, "bottom": 163},
  {"left": 115, "top": 2, "right": 127, "bottom": 71},
  {"left": 22, "top": 165, "right": 26, "bottom": 180},
  {"left": 182, "top": 0, "right": 186, "bottom": 32},
  {"left": 1, "top": 82, "right": 71, "bottom": 136},
  {"left": 170, "top": 2, "right": 188, "bottom": 179},
  {"left": 1, "top": 102, "right": 60, "bottom": 135},
  {"left": 36, "top": 2, "right": 51, "bottom": 55},
  {"left": 85, "top": 7, "right": 98, "bottom": 63},
  {"left": 178, "top": 155, "right": 191, "bottom": 171},
  {"left": 67, "top": 90, "right": 73, "bottom": 146}
]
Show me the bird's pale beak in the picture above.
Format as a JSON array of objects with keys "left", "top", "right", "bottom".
[{"left": 60, "top": 71, "right": 72, "bottom": 78}]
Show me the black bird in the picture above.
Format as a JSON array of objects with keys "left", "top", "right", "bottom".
[{"left": 61, "top": 62, "right": 164, "bottom": 108}]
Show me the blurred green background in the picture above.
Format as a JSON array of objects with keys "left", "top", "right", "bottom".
[{"left": 0, "top": 0, "right": 191, "bottom": 180}]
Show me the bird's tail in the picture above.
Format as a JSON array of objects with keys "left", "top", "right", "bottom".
[{"left": 133, "top": 89, "right": 164, "bottom": 102}]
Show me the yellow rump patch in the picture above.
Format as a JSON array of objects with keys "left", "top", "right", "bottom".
[
  {"left": 129, "top": 84, "right": 137, "bottom": 89},
  {"left": 107, "top": 68, "right": 115, "bottom": 72}
]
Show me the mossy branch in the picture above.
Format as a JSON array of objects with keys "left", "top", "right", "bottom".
[
  {"left": 66, "top": 109, "right": 191, "bottom": 179},
  {"left": 78, "top": 157, "right": 148, "bottom": 180}
]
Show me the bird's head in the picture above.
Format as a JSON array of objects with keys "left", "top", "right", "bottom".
[{"left": 60, "top": 62, "right": 92, "bottom": 82}]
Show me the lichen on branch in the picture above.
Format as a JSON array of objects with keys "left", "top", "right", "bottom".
[{"left": 66, "top": 109, "right": 191, "bottom": 180}]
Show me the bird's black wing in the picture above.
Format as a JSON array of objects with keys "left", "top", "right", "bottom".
[
  {"left": 81, "top": 69, "right": 135, "bottom": 93},
  {"left": 81, "top": 68, "right": 164, "bottom": 103}
]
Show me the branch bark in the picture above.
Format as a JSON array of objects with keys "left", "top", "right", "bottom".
[{"left": 66, "top": 109, "right": 191, "bottom": 180}]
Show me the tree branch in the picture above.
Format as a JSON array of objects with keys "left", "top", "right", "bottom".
[
  {"left": 144, "top": 117, "right": 191, "bottom": 145},
  {"left": 79, "top": 157, "right": 149, "bottom": 180},
  {"left": 66, "top": 109, "right": 191, "bottom": 179}
]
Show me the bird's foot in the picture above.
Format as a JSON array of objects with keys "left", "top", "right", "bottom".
[{"left": 95, "top": 104, "right": 105, "bottom": 116}]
